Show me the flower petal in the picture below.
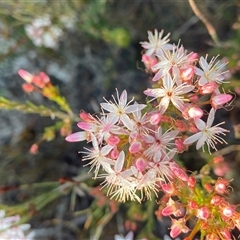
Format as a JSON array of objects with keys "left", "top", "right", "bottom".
[
  {"left": 65, "top": 132, "right": 86, "bottom": 142},
  {"left": 183, "top": 132, "right": 202, "bottom": 145}
]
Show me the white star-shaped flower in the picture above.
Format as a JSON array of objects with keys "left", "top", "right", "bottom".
[
  {"left": 183, "top": 108, "right": 228, "bottom": 153},
  {"left": 144, "top": 73, "right": 194, "bottom": 114},
  {"left": 101, "top": 89, "right": 146, "bottom": 130},
  {"left": 140, "top": 29, "right": 172, "bottom": 56},
  {"left": 195, "top": 55, "right": 227, "bottom": 86}
]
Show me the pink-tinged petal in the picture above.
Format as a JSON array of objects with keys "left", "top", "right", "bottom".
[
  {"left": 145, "top": 48, "right": 155, "bottom": 56},
  {"left": 194, "top": 118, "right": 206, "bottom": 131},
  {"left": 152, "top": 69, "right": 164, "bottom": 81},
  {"left": 162, "top": 130, "right": 179, "bottom": 143},
  {"left": 144, "top": 134, "right": 155, "bottom": 144},
  {"left": 135, "top": 158, "right": 147, "bottom": 172},
  {"left": 163, "top": 73, "right": 173, "bottom": 89},
  {"left": 125, "top": 104, "right": 146, "bottom": 113},
  {"left": 196, "top": 134, "right": 207, "bottom": 150},
  {"left": 115, "top": 151, "right": 125, "bottom": 172},
  {"left": 65, "top": 132, "right": 86, "bottom": 142},
  {"left": 129, "top": 142, "right": 142, "bottom": 153},
  {"left": 183, "top": 132, "right": 202, "bottom": 145},
  {"left": 119, "top": 90, "right": 127, "bottom": 107},
  {"left": 120, "top": 115, "right": 133, "bottom": 130},
  {"left": 101, "top": 144, "right": 114, "bottom": 156},
  {"left": 188, "top": 106, "right": 203, "bottom": 119},
  {"left": 159, "top": 96, "right": 170, "bottom": 113},
  {"left": 171, "top": 98, "right": 185, "bottom": 112},
  {"left": 144, "top": 88, "right": 165, "bottom": 98},
  {"left": 153, "top": 150, "right": 162, "bottom": 162},
  {"left": 77, "top": 122, "right": 96, "bottom": 131},
  {"left": 162, "top": 205, "right": 175, "bottom": 216},
  {"left": 177, "top": 84, "right": 195, "bottom": 94},
  {"left": 90, "top": 133, "right": 99, "bottom": 150},
  {"left": 199, "top": 76, "right": 208, "bottom": 86},
  {"left": 100, "top": 103, "right": 117, "bottom": 113},
  {"left": 207, "top": 108, "right": 215, "bottom": 127},
  {"left": 195, "top": 67, "right": 203, "bottom": 76},
  {"left": 18, "top": 69, "right": 33, "bottom": 83},
  {"left": 199, "top": 56, "right": 209, "bottom": 70},
  {"left": 156, "top": 127, "right": 162, "bottom": 138},
  {"left": 170, "top": 224, "right": 182, "bottom": 239}
]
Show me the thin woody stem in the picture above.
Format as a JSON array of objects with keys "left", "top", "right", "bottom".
[{"left": 188, "top": 0, "right": 220, "bottom": 46}]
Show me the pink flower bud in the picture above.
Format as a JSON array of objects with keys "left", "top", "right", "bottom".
[
  {"left": 210, "top": 195, "right": 222, "bottom": 205},
  {"left": 170, "top": 218, "right": 189, "bottom": 238},
  {"left": 135, "top": 157, "right": 147, "bottom": 172},
  {"left": 32, "top": 75, "right": 45, "bottom": 88},
  {"left": 22, "top": 83, "right": 35, "bottom": 93},
  {"left": 174, "top": 120, "right": 187, "bottom": 132},
  {"left": 79, "top": 111, "right": 95, "bottom": 122},
  {"left": 188, "top": 176, "right": 196, "bottom": 188},
  {"left": 188, "top": 106, "right": 204, "bottom": 119},
  {"left": 214, "top": 178, "right": 229, "bottom": 194},
  {"left": 39, "top": 72, "right": 50, "bottom": 83},
  {"left": 220, "top": 229, "right": 232, "bottom": 240},
  {"left": 197, "top": 206, "right": 210, "bottom": 220},
  {"left": 162, "top": 198, "right": 183, "bottom": 217},
  {"left": 188, "top": 52, "right": 198, "bottom": 61},
  {"left": 211, "top": 94, "right": 233, "bottom": 109},
  {"left": 175, "top": 138, "right": 185, "bottom": 153},
  {"left": 129, "top": 141, "right": 142, "bottom": 153},
  {"left": 170, "top": 161, "right": 188, "bottom": 182},
  {"left": 188, "top": 200, "right": 198, "bottom": 209},
  {"left": 142, "top": 54, "right": 157, "bottom": 71},
  {"left": 110, "top": 148, "right": 119, "bottom": 159},
  {"left": 199, "top": 82, "right": 218, "bottom": 94},
  {"left": 161, "top": 183, "right": 176, "bottom": 195},
  {"left": 150, "top": 113, "right": 162, "bottom": 125},
  {"left": 212, "top": 156, "right": 229, "bottom": 177},
  {"left": 180, "top": 66, "right": 195, "bottom": 81},
  {"left": 29, "top": 143, "right": 38, "bottom": 154},
  {"left": 107, "top": 135, "right": 120, "bottom": 146},
  {"left": 204, "top": 183, "right": 213, "bottom": 193},
  {"left": 188, "top": 122, "right": 198, "bottom": 133},
  {"left": 222, "top": 205, "right": 235, "bottom": 218},
  {"left": 189, "top": 95, "right": 199, "bottom": 102},
  {"left": 18, "top": 69, "right": 33, "bottom": 83}
]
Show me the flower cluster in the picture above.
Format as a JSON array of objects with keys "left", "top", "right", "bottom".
[
  {"left": 24, "top": 14, "right": 75, "bottom": 49},
  {"left": 0, "top": 210, "right": 35, "bottom": 239},
  {"left": 25, "top": 15, "right": 63, "bottom": 49},
  {"left": 66, "top": 29, "right": 232, "bottom": 202},
  {"left": 66, "top": 30, "right": 236, "bottom": 239},
  {"left": 157, "top": 176, "right": 240, "bottom": 240}
]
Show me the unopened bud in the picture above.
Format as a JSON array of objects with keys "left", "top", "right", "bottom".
[
  {"left": 199, "top": 82, "right": 218, "bottom": 94},
  {"left": 180, "top": 66, "right": 195, "bottom": 81},
  {"left": 18, "top": 69, "right": 33, "bottom": 83},
  {"left": 188, "top": 176, "right": 196, "bottom": 188},
  {"left": 135, "top": 158, "right": 147, "bottom": 172},
  {"left": 22, "top": 83, "right": 35, "bottom": 93},
  {"left": 188, "top": 106, "right": 204, "bottom": 119},
  {"left": 210, "top": 195, "right": 222, "bottom": 205},
  {"left": 222, "top": 205, "right": 235, "bottom": 218},
  {"left": 211, "top": 94, "right": 232, "bottom": 109},
  {"left": 214, "top": 178, "right": 229, "bottom": 194},
  {"left": 161, "top": 183, "right": 176, "bottom": 195},
  {"left": 197, "top": 206, "right": 210, "bottom": 220},
  {"left": 150, "top": 113, "right": 162, "bottom": 125}
]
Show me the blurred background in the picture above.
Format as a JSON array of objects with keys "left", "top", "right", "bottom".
[{"left": 0, "top": 1, "right": 240, "bottom": 239}]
